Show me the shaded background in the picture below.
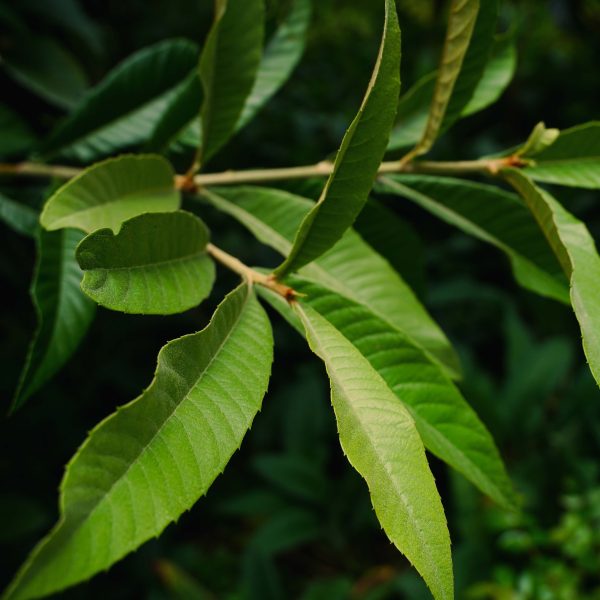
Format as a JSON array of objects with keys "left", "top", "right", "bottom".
[{"left": 1, "top": 0, "right": 600, "bottom": 598}]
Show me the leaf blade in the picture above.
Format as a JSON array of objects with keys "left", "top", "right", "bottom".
[
  {"left": 295, "top": 302, "right": 453, "bottom": 600},
  {"left": 199, "top": 0, "right": 265, "bottom": 163},
  {"left": 40, "top": 154, "right": 179, "bottom": 234},
  {"left": 503, "top": 169, "right": 600, "bottom": 387},
  {"left": 12, "top": 229, "right": 96, "bottom": 412},
  {"left": 4, "top": 283, "right": 273, "bottom": 599},
  {"left": 273, "top": 0, "right": 401, "bottom": 277},
  {"left": 77, "top": 211, "right": 215, "bottom": 315}
]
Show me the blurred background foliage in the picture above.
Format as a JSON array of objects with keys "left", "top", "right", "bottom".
[{"left": 1, "top": 0, "right": 600, "bottom": 598}]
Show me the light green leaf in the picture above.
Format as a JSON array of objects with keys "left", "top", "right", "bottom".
[
  {"left": 77, "top": 211, "right": 215, "bottom": 315},
  {"left": 406, "top": 0, "right": 479, "bottom": 158},
  {"left": 3, "top": 283, "right": 273, "bottom": 599},
  {"left": 0, "top": 193, "right": 38, "bottom": 237},
  {"left": 503, "top": 169, "right": 600, "bottom": 387},
  {"left": 274, "top": 0, "right": 401, "bottom": 277},
  {"left": 522, "top": 122, "right": 600, "bottom": 189},
  {"left": 2, "top": 36, "right": 88, "bottom": 110},
  {"left": 40, "top": 155, "right": 179, "bottom": 234},
  {"left": 0, "top": 104, "right": 37, "bottom": 158},
  {"left": 263, "top": 278, "right": 517, "bottom": 510},
  {"left": 236, "top": 0, "right": 311, "bottom": 131},
  {"left": 517, "top": 122, "right": 560, "bottom": 157},
  {"left": 203, "top": 185, "right": 460, "bottom": 378},
  {"left": 40, "top": 39, "right": 199, "bottom": 162},
  {"left": 460, "top": 35, "right": 516, "bottom": 116},
  {"left": 295, "top": 302, "right": 453, "bottom": 600},
  {"left": 199, "top": 0, "right": 265, "bottom": 163},
  {"left": 389, "top": 34, "right": 515, "bottom": 151},
  {"left": 378, "top": 175, "right": 569, "bottom": 304},
  {"left": 12, "top": 229, "right": 96, "bottom": 412}
]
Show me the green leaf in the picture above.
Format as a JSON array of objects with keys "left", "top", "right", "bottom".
[
  {"left": 12, "top": 229, "right": 96, "bottom": 412},
  {"left": 236, "top": 0, "right": 312, "bottom": 131},
  {"left": 522, "top": 122, "right": 600, "bottom": 189},
  {"left": 516, "top": 122, "right": 560, "bottom": 158},
  {"left": 378, "top": 175, "right": 569, "bottom": 304},
  {"left": 406, "top": 0, "right": 480, "bottom": 158},
  {"left": 40, "top": 39, "right": 199, "bottom": 162},
  {"left": 262, "top": 278, "right": 517, "bottom": 510},
  {"left": 273, "top": 0, "right": 401, "bottom": 277},
  {"left": 388, "top": 34, "right": 515, "bottom": 151},
  {"left": 203, "top": 185, "right": 460, "bottom": 378},
  {"left": 77, "top": 211, "right": 215, "bottom": 315},
  {"left": 503, "top": 169, "right": 600, "bottom": 388},
  {"left": 0, "top": 104, "right": 37, "bottom": 158},
  {"left": 40, "top": 155, "right": 179, "bottom": 234},
  {"left": 3, "top": 283, "right": 273, "bottom": 599},
  {"left": 199, "top": 0, "right": 265, "bottom": 163},
  {"left": 0, "top": 193, "right": 38, "bottom": 237},
  {"left": 295, "top": 302, "right": 453, "bottom": 600},
  {"left": 2, "top": 36, "right": 88, "bottom": 110}
]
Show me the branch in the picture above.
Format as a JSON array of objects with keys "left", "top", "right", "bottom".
[
  {"left": 206, "top": 243, "right": 298, "bottom": 301},
  {"left": 0, "top": 156, "right": 526, "bottom": 188}
]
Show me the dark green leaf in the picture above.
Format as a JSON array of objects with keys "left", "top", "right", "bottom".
[
  {"left": 40, "top": 39, "right": 199, "bottom": 162},
  {"left": 199, "top": 0, "right": 265, "bottom": 163},
  {"left": 274, "top": 0, "right": 401, "bottom": 277},
  {"left": 77, "top": 211, "right": 215, "bottom": 315},
  {"left": 40, "top": 155, "right": 179, "bottom": 234},
  {"left": 12, "top": 229, "right": 96, "bottom": 412},
  {"left": 0, "top": 193, "right": 39, "bottom": 237},
  {"left": 4, "top": 284, "right": 273, "bottom": 599},
  {"left": 378, "top": 175, "right": 569, "bottom": 303},
  {"left": 0, "top": 104, "right": 37, "bottom": 158}
]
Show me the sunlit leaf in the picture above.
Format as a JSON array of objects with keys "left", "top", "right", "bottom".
[
  {"left": 40, "top": 155, "right": 179, "bottom": 234},
  {"left": 77, "top": 211, "right": 215, "bottom": 315},
  {"left": 4, "top": 284, "right": 273, "bottom": 599}
]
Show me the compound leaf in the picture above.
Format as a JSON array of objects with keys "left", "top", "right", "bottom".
[
  {"left": 12, "top": 228, "right": 96, "bottom": 412},
  {"left": 273, "top": 0, "right": 401, "bottom": 277},
  {"left": 40, "top": 155, "right": 179, "bottom": 234},
  {"left": 378, "top": 175, "right": 569, "bottom": 303},
  {"left": 77, "top": 211, "right": 215, "bottom": 315},
  {"left": 503, "top": 169, "right": 600, "bottom": 388},
  {"left": 203, "top": 185, "right": 460, "bottom": 378},
  {"left": 295, "top": 301, "right": 453, "bottom": 600},
  {"left": 199, "top": 0, "right": 265, "bottom": 163},
  {"left": 40, "top": 39, "right": 199, "bottom": 162},
  {"left": 522, "top": 122, "right": 600, "bottom": 189},
  {"left": 3, "top": 283, "right": 273, "bottom": 599}
]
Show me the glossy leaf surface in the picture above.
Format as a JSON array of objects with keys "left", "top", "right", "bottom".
[
  {"left": 274, "top": 0, "right": 401, "bottom": 277},
  {"left": 40, "top": 155, "right": 179, "bottom": 234},
  {"left": 296, "top": 302, "right": 453, "bottom": 600},
  {"left": 77, "top": 211, "right": 215, "bottom": 315},
  {"left": 4, "top": 284, "right": 273, "bottom": 599},
  {"left": 12, "top": 229, "right": 96, "bottom": 412}
]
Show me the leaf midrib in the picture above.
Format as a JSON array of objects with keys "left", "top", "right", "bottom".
[{"left": 86, "top": 249, "right": 208, "bottom": 271}]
